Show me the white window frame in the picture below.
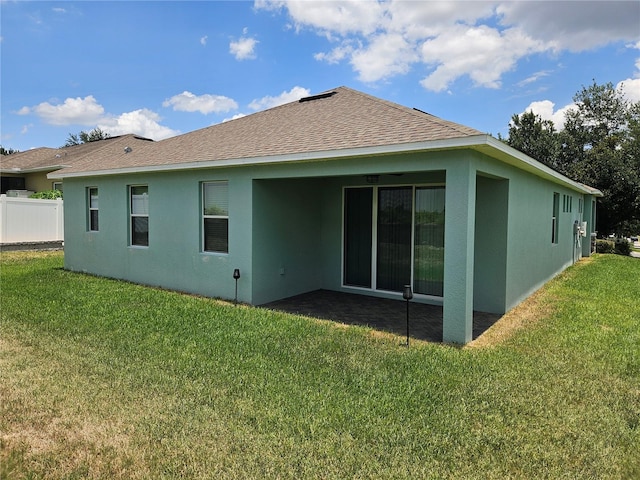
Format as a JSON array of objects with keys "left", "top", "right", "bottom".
[
  {"left": 129, "top": 185, "right": 149, "bottom": 247},
  {"left": 552, "top": 192, "right": 560, "bottom": 244},
  {"left": 88, "top": 187, "right": 99, "bottom": 232},
  {"left": 202, "top": 181, "right": 229, "bottom": 254}
]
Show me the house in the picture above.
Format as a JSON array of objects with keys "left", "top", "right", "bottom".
[
  {"left": 0, "top": 135, "right": 155, "bottom": 246},
  {"left": 1, "top": 135, "right": 154, "bottom": 194},
  {"left": 52, "top": 87, "right": 602, "bottom": 344}
]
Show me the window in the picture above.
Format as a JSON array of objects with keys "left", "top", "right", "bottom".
[
  {"left": 202, "top": 181, "right": 228, "bottom": 253},
  {"left": 343, "top": 185, "right": 445, "bottom": 297},
  {"left": 552, "top": 192, "right": 560, "bottom": 243},
  {"left": 53, "top": 182, "right": 63, "bottom": 192},
  {"left": 130, "top": 185, "right": 149, "bottom": 246},
  {"left": 88, "top": 187, "right": 99, "bottom": 231},
  {"left": 343, "top": 187, "right": 373, "bottom": 287}
]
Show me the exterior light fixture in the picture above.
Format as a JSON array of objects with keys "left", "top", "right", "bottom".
[
  {"left": 233, "top": 269, "right": 241, "bottom": 305},
  {"left": 402, "top": 284, "right": 413, "bottom": 347},
  {"left": 365, "top": 175, "right": 379, "bottom": 184}
]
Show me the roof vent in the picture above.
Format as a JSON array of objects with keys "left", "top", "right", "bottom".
[
  {"left": 413, "top": 107, "right": 435, "bottom": 117},
  {"left": 124, "top": 146, "right": 133, "bottom": 153},
  {"left": 299, "top": 91, "right": 337, "bottom": 103}
]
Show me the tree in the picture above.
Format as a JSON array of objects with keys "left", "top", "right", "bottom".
[
  {"left": 499, "top": 111, "right": 561, "bottom": 169},
  {"left": 503, "top": 81, "right": 640, "bottom": 237},
  {"left": 64, "top": 127, "right": 111, "bottom": 147},
  {"left": 0, "top": 146, "right": 19, "bottom": 155}
]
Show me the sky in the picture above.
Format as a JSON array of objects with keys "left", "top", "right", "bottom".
[{"left": 1, "top": 0, "right": 639, "bottom": 152}]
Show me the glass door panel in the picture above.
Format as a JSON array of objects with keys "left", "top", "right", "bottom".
[
  {"left": 344, "top": 187, "right": 373, "bottom": 287},
  {"left": 377, "top": 187, "right": 412, "bottom": 292},
  {"left": 414, "top": 187, "right": 445, "bottom": 296}
]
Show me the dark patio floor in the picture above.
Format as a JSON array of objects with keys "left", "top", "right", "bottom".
[{"left": 261, "top": 289, "right": 502, "bottom": 343}]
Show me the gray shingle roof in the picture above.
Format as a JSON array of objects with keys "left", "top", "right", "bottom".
[
  {"left": 1, "top": 135, "right": 153, "bottom": 176},
  {"left": 53, "top": 87, "right": 484, "bottom": 176}
]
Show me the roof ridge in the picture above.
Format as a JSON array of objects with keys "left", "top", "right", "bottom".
[
  {"left": 335, "top": 86, "right": 482, "bottom": 136},
  {"left": 411, "top": 108, "right": 484, "bottom": 136}
]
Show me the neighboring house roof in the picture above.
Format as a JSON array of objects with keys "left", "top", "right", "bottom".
[
  {"left": 42, "top": 86, "right": 601, "bottom": 196},
  {"left": 1, "top": 135, "right": 153, "bottom": 177}
]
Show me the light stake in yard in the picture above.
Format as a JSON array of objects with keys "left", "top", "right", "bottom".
[
  {"left": 403, "top": 284, "right": 413, "bottom": 347},
  {"left": 233, "top": 268, "right": 241, "bottom": 305}
]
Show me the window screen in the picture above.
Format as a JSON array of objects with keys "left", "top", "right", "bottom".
[{"left": 203, "top": 181, "right": 228, "bottom": 253}]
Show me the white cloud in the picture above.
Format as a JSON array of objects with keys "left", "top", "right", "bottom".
[
  {"left": 248, "top": 86, "right": 310, "bottom": 110},
  {"left": 521, "top": 100, "right": 576, "bottom": 131},
  {"left": 496, "top": 1, "right": 640, "bottom": 51},
  {"left": 420, "top": 25, "right": 545, "bottom": 92},
  {"left": 314, "top": 43, "right": 354, "bottom": 64},
  {"left": 517, "top": 70, "right": 551, "bottom": 88},
  {"left": 257, "top": 0, "right": 385, "bottom": 37},
  {"left": 617, "top": 78, "right": 640, "bottom": 103},
  {"left": 351, "top": 33, "right": 418, "bottom": 83},
  {"left": 229, "top": 36, "right": 258, "bottom": 60},
  {"left": 200, "top": 35, "right": 208, "bottom": 46},
  {"left": 257, "top": 0, "right": 640, "bottom": 92},
  {"left": 223, "top": 113, "right": 247, "bottom": 123},
  {"left": 17, "top": 96, "right": 105, "bottom": 126},
  {"left": 162, "top": 91, "right": 238, "bottom": 114},
  {"left": 17, "top": 95, "right": 180, "bottom": 141},
  {"left": 98, "top": 109, "right": 179, "bottom": 141}
]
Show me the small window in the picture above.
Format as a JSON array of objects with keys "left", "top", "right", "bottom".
[
  {"left": 88, "top": 187, "right": 99, "bottom": 231},
  {"left": 53, "top": 182, "right": 63, "bottom": 192},
  {"left": 202, "top": 181, "right": 228, "bottom": 253},
  {"left": 130, "top": 185, "right": 149, "bottom": 246},
  {"left": 552, "top": 192, "right": 560, "bottom": 244}
]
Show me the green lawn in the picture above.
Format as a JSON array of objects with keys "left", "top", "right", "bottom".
[{"left": 1, "top": 251, "right": 639, "bottom": 479}]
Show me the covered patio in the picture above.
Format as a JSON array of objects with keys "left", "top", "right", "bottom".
[{"left": 261, "top": 290, "right": 502, "bottom": 343}]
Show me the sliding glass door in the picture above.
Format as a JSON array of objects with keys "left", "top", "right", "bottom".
[
  {"left": 343, "top": 185, "right": 445, "bottom": 297},
  {"left": 377, "top": 187, "right": 412, "bottom": 291}
]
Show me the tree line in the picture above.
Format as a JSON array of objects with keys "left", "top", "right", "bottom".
[{"left": 499, "top": 81, "right": 639, "bottom": 237}]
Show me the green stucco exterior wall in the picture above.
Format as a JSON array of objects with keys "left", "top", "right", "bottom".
[{"left": 62, "top": 149, "right": 596, "bottom": 344}]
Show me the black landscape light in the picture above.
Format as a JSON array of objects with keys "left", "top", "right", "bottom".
[
  {"left": 233, "top": 269, "right": 241, "bottom": 305},
  {"left": 402, "top": 284, "right": 413, "bottom": 347}
]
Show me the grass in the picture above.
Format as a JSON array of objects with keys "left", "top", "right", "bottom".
[{"left": 1, "top": 251, "right": 639, "bottom": 479}]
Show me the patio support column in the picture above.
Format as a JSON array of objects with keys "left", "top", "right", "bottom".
[{"left": 443, "top": 161, "right": 476, "bottom": 344}]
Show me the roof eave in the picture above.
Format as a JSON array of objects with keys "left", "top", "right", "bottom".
[
  {"left": 53, "top": 137, "right": 482, "bottom": 179},
  {"left": 52, "top": 134, "right": 603, "bottom": 197},
  {"left": 476, "top": 136, "right": 603, "bottom": 197},
  {"left": 3, "top": 165, "right": 67, "bottom": 175}
]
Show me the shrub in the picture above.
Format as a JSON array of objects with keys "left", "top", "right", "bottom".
[
  {"left": 596, "top": 239, "right": 631, "bottom": 256},
  {"left": 29, "top": 190, "right": 63, "bottom": 199},
  {"left": 614, "top": 238, "right": 631, "bottom": 256},
  {"left": 596, "top": 240, "right": 615, "bottom": 254}
]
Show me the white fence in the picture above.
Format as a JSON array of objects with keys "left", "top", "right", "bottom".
[{"left": 0, "top": 195, "right": 64, "bottom": 244}]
